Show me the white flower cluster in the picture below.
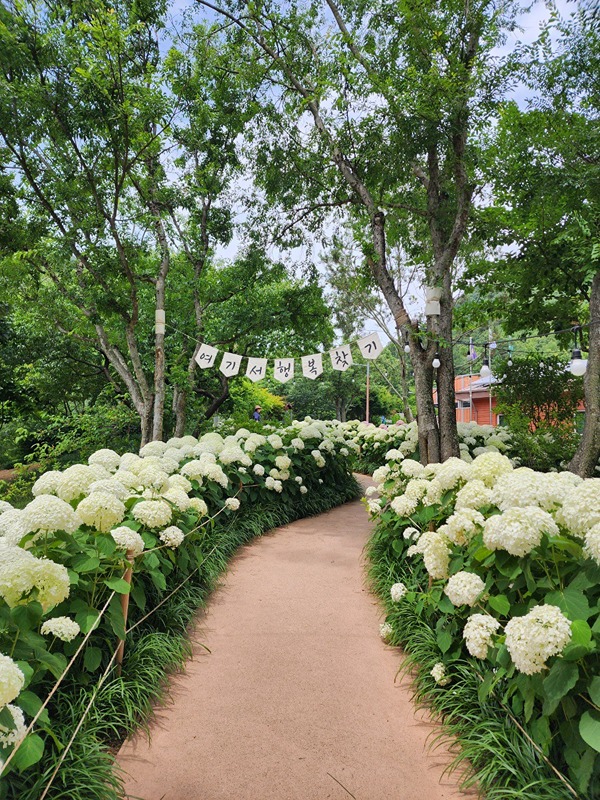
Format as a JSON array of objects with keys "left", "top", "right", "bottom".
[
  {"left": 379, "top": 622, "right": 394, "bottom": 641},
  {"left": 444, "top": 571, "right": 485, "bottom": 607},
  {"left": 225, "top": 498, "right": 240, "bottom": 511},
  {"left": 22, "top": 496, "right": 81, "bottom": 538},
  {"left": 0, "top": 704, "right": 26, "bottom": 748},
  {"left": 0, "top": 509, "right": 30, "bottom": 546},
  {"left": 463, "top": 614, "right": 501, "bottom": 659},
  {"left": 556, "top": 479, "right": 600, "bottom": 538},
  {"left": 470, "top": 452, "right": 514, "bottom": 487},
  {"left": 0, "top": 654, "right": 25, "bottom": 709},
  {"left": 504, "top": 605, "right": 572, "bottom": 674},
  {"left": 159, "top": 526, "right": 185, "bottom": 549},
  {"left": 0, "top": 543, "right": 70, "bottom": 611},
  {"left": 584, "top": 523, "right": 600, "bottom": 565},
  {"left": 430, "top": 662, "right": 450, "bottom": 686},
  {"left": 483, "top": 506, "right": 558, "bottom": 557},
  {"left": 410, "top": 531, "right": 450, "bottom": 580},
  {"left": 438, "top": 509, "right": 484, "bottom": 546},
  {"left": 88, "top": 448, "right": 121, "bottom": 473},
  {"left": 390, "top": 582, "right": 407, "bottom": 602},
  {"left": 76, "top": 491, "right": 126, "bottom": 532},
  {"left": 41, "top": 616, "right": 81, "bottom": 642},
  {"left": 111, "top": 527, "right": 145, "bottom": 557},
  {"left": 132, "top": 500, "right": 172, "bottom": 529}
]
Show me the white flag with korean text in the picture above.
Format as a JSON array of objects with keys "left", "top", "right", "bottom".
[
  {"left": 357, "top": 332, "right": 383, "bottom": 360},
  {"left": 246, "top": 357, "right": 267, "bottom": 383},
  {"left": 219, "top": 352, "right": 242, "bottom": 377},
  {"left": 330, "top": 345, "right": 353, "bottom": 372},
  {"left": 301, "top": 353, "right": 323, "bottom": 380},
  {"left": 195, "top": 343, "right": 219, "bottom": 369},
  {"left": 273, "top": 358, "right": 294, "bottom": 383}
]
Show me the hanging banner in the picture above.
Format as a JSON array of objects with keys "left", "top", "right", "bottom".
[
  {"left": 357, "top": 332, "right": 383, "bottom": 360},
  {"left": 273, "top": 358, "right": 294, "bottom": 383},
  {"left": 302, "top": 353, "right": 323, "bottom": 380},
  {"left": 220, "top": 352, "right": 242, "bottom": 377},
  {"left": 195, "top": 343, "right": 219, "bottom": 369},
  {"left": 330, "top": 345, "right": 353, "bottom": 372},
  {"left": 246, "top": 357, "right": 268, "bottom": 382}
]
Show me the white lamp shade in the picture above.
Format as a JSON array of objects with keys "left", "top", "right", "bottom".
[
  {"left": 480, "top": 363, "right": 491, "bottom": 378},
  {"left": 432, "top": 357, "right": 441, "bottom": 369},
  {"left": 569, "top": 359, "right": 587, "bottom": 377}
]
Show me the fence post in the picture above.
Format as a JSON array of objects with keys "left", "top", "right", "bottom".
[{"left": 116, "top": 549, "right": 134, "bottom": 677}]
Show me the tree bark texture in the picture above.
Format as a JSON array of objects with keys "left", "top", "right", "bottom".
[{"left": 569, "top": 270, "right": 600, "bottom": 477}]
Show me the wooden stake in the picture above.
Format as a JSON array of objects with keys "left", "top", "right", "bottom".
[{"left": 116, "top": 549, "right": 134, "bottom": 677}]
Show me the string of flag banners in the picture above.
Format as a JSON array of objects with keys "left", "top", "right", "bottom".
[{"left": 192, "top": 332, "right": 384, "bottom": 383}]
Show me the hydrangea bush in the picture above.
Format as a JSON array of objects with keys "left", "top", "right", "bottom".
[
  {"left": 0, "top": 418, "right": 359, "bottom": 787},
  {"left": 344, "top": 419, "right": 514, "bottom": 474},
  {"left": 369, "top": 449, "right": 600, "bottom": 796}
]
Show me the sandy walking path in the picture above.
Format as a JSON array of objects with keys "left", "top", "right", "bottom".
[{"left": 117, "top": 484, "right": 471, "bottom": 800}]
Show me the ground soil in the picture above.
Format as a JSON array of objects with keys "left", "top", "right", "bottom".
[{"left": 117, "top": 478, "right": 475, "bottom": 800}]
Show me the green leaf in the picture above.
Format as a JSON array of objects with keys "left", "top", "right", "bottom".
[
  {"left": 562, "top": 643, "right": 595, "bottom": 662},
  {"left": 488, "top": 595, "right": 511, "bottom": 616},
  {"left": 436, "top": 629, "right": 453, "bottom": 654},
  {"left": 15, "top": 691, "right": 50, "bottom": 726},
  {"left": 588, "top": 676, "right": 600, "bottom": 707},
  {"left": 11, "top": 733, "right": 45, "bottom": 773},
  {"left": 33, "top": 648, "right": 67, "bottom": 680},
  {"left": 83, "top": 646, "right": 103, "bottom": 672},
  {"left": 545, "top": 588, "right": 591, "bottom": 620},
  {"left": 580, "top": 710, "right": 600, "bottom": 753},
  {"left": 542, "top": 661, "right": 579, "bottom": 715},
  {"left": 104, "top": 577, "right": 131, "bottom": 594},
  {"left": 570, "top": 619, "right": 592, "bottom": 646}
]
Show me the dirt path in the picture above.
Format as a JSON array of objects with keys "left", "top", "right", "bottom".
[{"left": 117, "top": 481, "right": 472, "bottom": 800}]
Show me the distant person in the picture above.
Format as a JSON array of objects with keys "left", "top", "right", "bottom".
[
  {"left": 381, "top": 415, "right": 387, "bottom": 425},
  {"left": 252, "top": 405, "right": 262, "bottom": 422},
  {"left": 284, "top": 401, "right": 293, "bottom": 423}
]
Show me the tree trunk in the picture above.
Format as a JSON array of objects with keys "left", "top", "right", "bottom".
[
  {"left": 412, "top": 349, "right": 440, "bottom": 464},
  {"left": 436, "top": 281, "right": 460, "bottom": 460},
  {"left": 173, "top": 387, "right": 187, "bottom": 437},
  {"left": 140, "top": 401, "right": 154, "bottom": 447},
  {"left": 569, "top": 270, "right": 600, "bottom": 477},
  {"left": 399, "top": 354, "right": 414, "bottom": 423}
]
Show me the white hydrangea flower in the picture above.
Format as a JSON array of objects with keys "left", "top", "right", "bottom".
[
  {"left": 166, "top": 474, "right": 192, "bottom": 493},
  {"left": 390, "top": 494, "right": 418, "bottom": 518},
  {"left": 161, "top": 488, "right": 191, "bottom": 512},
  {"left": 463, "top": 614, "right": 501, "bottom": 659},
  {"left": 435, "top": 458, "right": 473, "bottom": 491},
  {"left": 32, "top": 470, "right": 63, "bottom": 497},
  {"left": 402, "top": 526, "right": 420, "bottom": 540},
  {"left": 483, "top": 506, "right": 559, "bottom": 557},
  {"left": 424, "top": 479, "right": 444, "bottom": 506},
  {"left": 311, "top": 450, "right": 326, "bottom": 468},
  {"left": 267, "top": 434, "right": 284, "bottom": 449},
  {"left": 470, "top": 452, "right": 513, "bottom": 487},
  {"left": 113, "top": 470, "right": 141, "bottom": 491},
  {"left": 136, "top": 466, "right": 170, "bottom": 492},
  {"left": 367, "top": 500, "right": 381, "bottom": 515},
  {"left": 290, "top": 437, "right": 305, "bottom": 450},
  {"left": 87, "top": 479, "right": 129, "bottom": 499},
  {"left": 219, "top": 446, "right": 252, "bottom": 467},
  {"left": 88, "top": 448, "right": 121, "bottom": 473},
  {"left": 139, "top": 441, "right": 168, "bottom": 458},
  {"left": 400, "top": 461, "right": 425, "bottom": 480},
  {"left": 444, "top": 571, "right": 485, "bottom": 607},
  {"left": 430, "top": 662, "right": 450, "bottom": 686},
  {"left": 76, "top": 491, "right": 126, "bottom": 533},
  {"left": 556, "top": 479, "right": 600, "bottom": 538},
  {"left": 110, "top": 526, "right": 145, "bottom": 557},
  {"left": 583, "top": 523, "right": 600, "bottom": 565},
  {"left": 120, "top": 453, "right": 142, "bottom": 471},
  {"left": 0, "top": 544, "right": 71, "bottom": 611},
  {"left": 0, "top": 704, "right": 26, "bottom": 748},
  {"left": 0, "top": 509, "right": 30, "bottom": 546},
  {"left": 56, "top": 464, "right": 100, "bottom": 502},
  {"left": 379, "top": 622, "right": 393, "bottom": 641},
  {"left": 454, "top": 479, "right": 493, "bottom": 511},
  {"left": 0, "top": 501, "right": 12, "bottom": 515},
  {"left": 41, "top": 616, "right": 81, "bottom": 642},
  {"left": 372, "top": 465, "right": 391, "bottom": 485},
  {"left": 188, "top": 497, "right": 208, "bottom": 517},
  {"left": 0, "top": 654, "right": 25, "bottom": 708},
  {"left": 253, "top": 464, "right": 265, "bottom": 476},
  {"left": 159, "top": 526, "right": 185, "bottom": 549},
  {"left": 23, "top": 496, "right": 81, "bottom": 536},
  {"left": 364, "top": 485, "right": 378, "bottom": 497},
  {"left": 265, "top": 477, "right": 283, "bottom": 493},
  {"left": 225, "top": 498, "right": 240, "bottom": 511},
  {"left": 132, "top": 500, "right": 172, "bottom": 529},
  {"left": 390, "top": 582, "right": 407, "bottom": 602},
  {"left": 300, "top": 486, "right": 308, "bottom": 494},
  {"left": 295, "top": 476, "right": 303, "bottom": 485},
  {"left": 275, "top": 455, "right": 292, "bottom": 470},
  {"left": 384, "top": 448, "right": 404, "bottom": 461},
  {"left": 414, "top": 531, "right": 451, "bottom": 580},
  {"left": 438, "top": 508, "right": 484, "bottom": 546},
  {"left": 505, "top": 605, "right": 572, "bottom": 674}
]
